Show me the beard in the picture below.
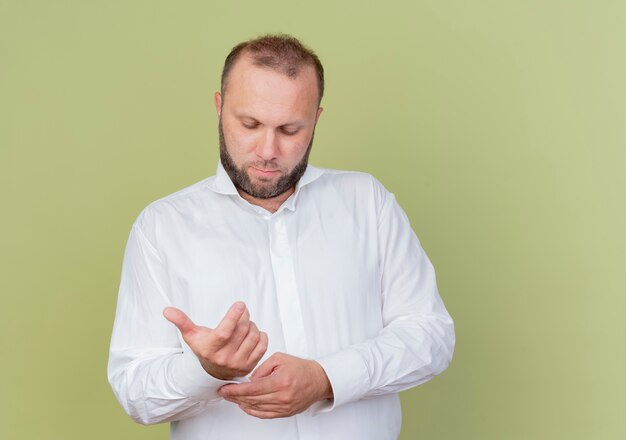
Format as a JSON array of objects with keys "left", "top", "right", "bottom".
[{"left": 219, "top": 119, "right": 314, "bottom": 199}]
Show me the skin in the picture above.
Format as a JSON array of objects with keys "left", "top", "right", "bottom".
[
  {"left": 163, "top": 302, "right": 268, "bottom": 380},
  {"left": 164, "top": 55, "right": 333, "bottom": 419},
  {"left": 215, "top": 55, "right": 323, "bottom": 213},
  {"left": 214, "top": 55, "right": 333, "bottom": 418},
  {"left": 219, "top": 352, "right": 334, "bottom": 419}
]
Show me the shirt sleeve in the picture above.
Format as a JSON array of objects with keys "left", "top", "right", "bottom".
[
  {"left": 107, "top": 220, "right": 233, "bottom": 425},
  {"left": 315, "top": 191, "right": 455, "bottom": 412}
]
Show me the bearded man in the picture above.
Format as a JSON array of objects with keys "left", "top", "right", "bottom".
[{"left": 108, "top": 34, "right": 455, "bottom": 440}]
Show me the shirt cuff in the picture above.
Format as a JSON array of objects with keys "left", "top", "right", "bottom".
[
  {"left": 313, "top": 348, "right": 370, "bottom": 414},
  {"left": 173, "top": 350, "right": 243, "bottom": 401}
]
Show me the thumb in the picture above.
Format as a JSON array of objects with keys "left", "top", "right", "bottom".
[
  {"left": 163, "top": 307, "right": 197, "bottom": 336},
  {"left": 250, "top": 353, "right": 281, "bottom": 380}
]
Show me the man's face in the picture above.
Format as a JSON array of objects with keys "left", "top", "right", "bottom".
[{"left": 215, "top": 56, "right": 322, "bottom": 200}]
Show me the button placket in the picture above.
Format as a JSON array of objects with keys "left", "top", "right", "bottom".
[
  {"left": 268, "top": 214, "right": 308, "bottom": 358},
  {"left": 267, "top": 214, "right": 321, "bottom": 440}
]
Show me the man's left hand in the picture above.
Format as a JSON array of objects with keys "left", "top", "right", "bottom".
[{"left": 218, "top": 352, "right": 333, "bottom": 419}]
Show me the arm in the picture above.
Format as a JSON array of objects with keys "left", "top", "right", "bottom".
[
  {"left": 220, "top": 190, "right": 454, "bottom": 417},
  {"left": 107, "top": 222, "right": 266, "bottom": 424},
  {"left": 316, "top": 192, "right": 455, "bottom": 409}
]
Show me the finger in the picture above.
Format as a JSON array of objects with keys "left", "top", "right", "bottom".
[
  {"left": 163, "top": 307, "right": 197, "bottom": 336},
  {"left": 246, "top": 331, "right": 268, "bottom": 366},
  {"left": 239, "top": 405, "right": 283, "bottom": 419},
  {"left": 227, "top": 319, "right": 252, "bottom": 350},
  {"left": 219, "top": 376, "right": 277, "bottom": 398},
  {"left": 234, "top": 322, "right": 260, "bottom": 356},
  {"left": 227, "top": 308, "right": 251, "bottom": 348},
  {"left": 250, "top": 351, "right": 280, "bottom": 380},
  {"left": 222, "top": 392, "right": 283, "bottom": 407},
  {"left": 214, "top": 301, "right": 247, "bottom": 338},
  {"left": 239, "top": 307, "right": 250, "bottom": 325}
]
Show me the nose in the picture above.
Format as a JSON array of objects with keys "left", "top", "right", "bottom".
[{"left": 255, "top": 129, "right": 278, "bottom": 161}]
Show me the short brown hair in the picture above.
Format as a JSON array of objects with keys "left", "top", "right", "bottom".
[{"left": 221, "top": 34, "right": 324, "bottom": 104}]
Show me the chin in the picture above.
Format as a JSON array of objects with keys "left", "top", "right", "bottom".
[{"left": 252, "top": 173, "right": 271, "bottom": 181}]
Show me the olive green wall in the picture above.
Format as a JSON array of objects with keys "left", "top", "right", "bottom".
[{"left": 1, "top": 1, "right": 624, "bottom": 439}]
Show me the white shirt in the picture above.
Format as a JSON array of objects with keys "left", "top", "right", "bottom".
[{"left": 108, "top": 162, "right": 455, "bottom": 440}]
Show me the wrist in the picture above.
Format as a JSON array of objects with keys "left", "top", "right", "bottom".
[
  {"left": 312, "top": 360, "right": 334, "bottom": 401},
  {"left": 200, "top": 360, "right": 235, "bottom": 381}
]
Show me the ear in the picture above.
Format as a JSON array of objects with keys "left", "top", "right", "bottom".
[
  {"left": 316, "top": 106, "right": 324, "bottom": 123},
  {"left": 214, "top": 92, "right": 223, "bottom": 119}
]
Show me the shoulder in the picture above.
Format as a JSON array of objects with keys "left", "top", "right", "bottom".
[
  {"left": 315, "top": 166, "right": 388, "bottom": 191},
  {"left": 131, "top": 175, "right": 216, "bottom": 234},
  {"left": 308, "top": 166, "right": 393, "bottom": 214}
]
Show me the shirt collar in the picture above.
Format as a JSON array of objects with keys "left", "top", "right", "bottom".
[
  {"left": 208, "top": 160, "right": 325, "bottom": 212},
  {"left": 210, "top": 160, "right": 240, "bottom": 196}
]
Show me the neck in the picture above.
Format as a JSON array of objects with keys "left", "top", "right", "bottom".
[{"left": 237, "top": 186, "right": 295, "bottom": 213}]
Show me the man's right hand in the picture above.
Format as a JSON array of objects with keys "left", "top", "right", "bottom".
[{"left": 163, "top": 302, "right": 268, "bottom": 381}]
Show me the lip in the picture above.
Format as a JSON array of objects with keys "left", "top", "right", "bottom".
[{"left": 251, "top": 167, "right": 280, "bottom": 177}]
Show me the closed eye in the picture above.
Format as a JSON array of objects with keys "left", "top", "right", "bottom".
[
  {"left": 280, "top": 127, "right": 299, "bottom": 136},
  {"left": 242, "top": 122, "right": 259, "bottom": 130}
]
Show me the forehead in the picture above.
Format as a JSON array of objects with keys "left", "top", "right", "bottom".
[{"left": 223, "top": 55, "right": 319, "bottom": 123}]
